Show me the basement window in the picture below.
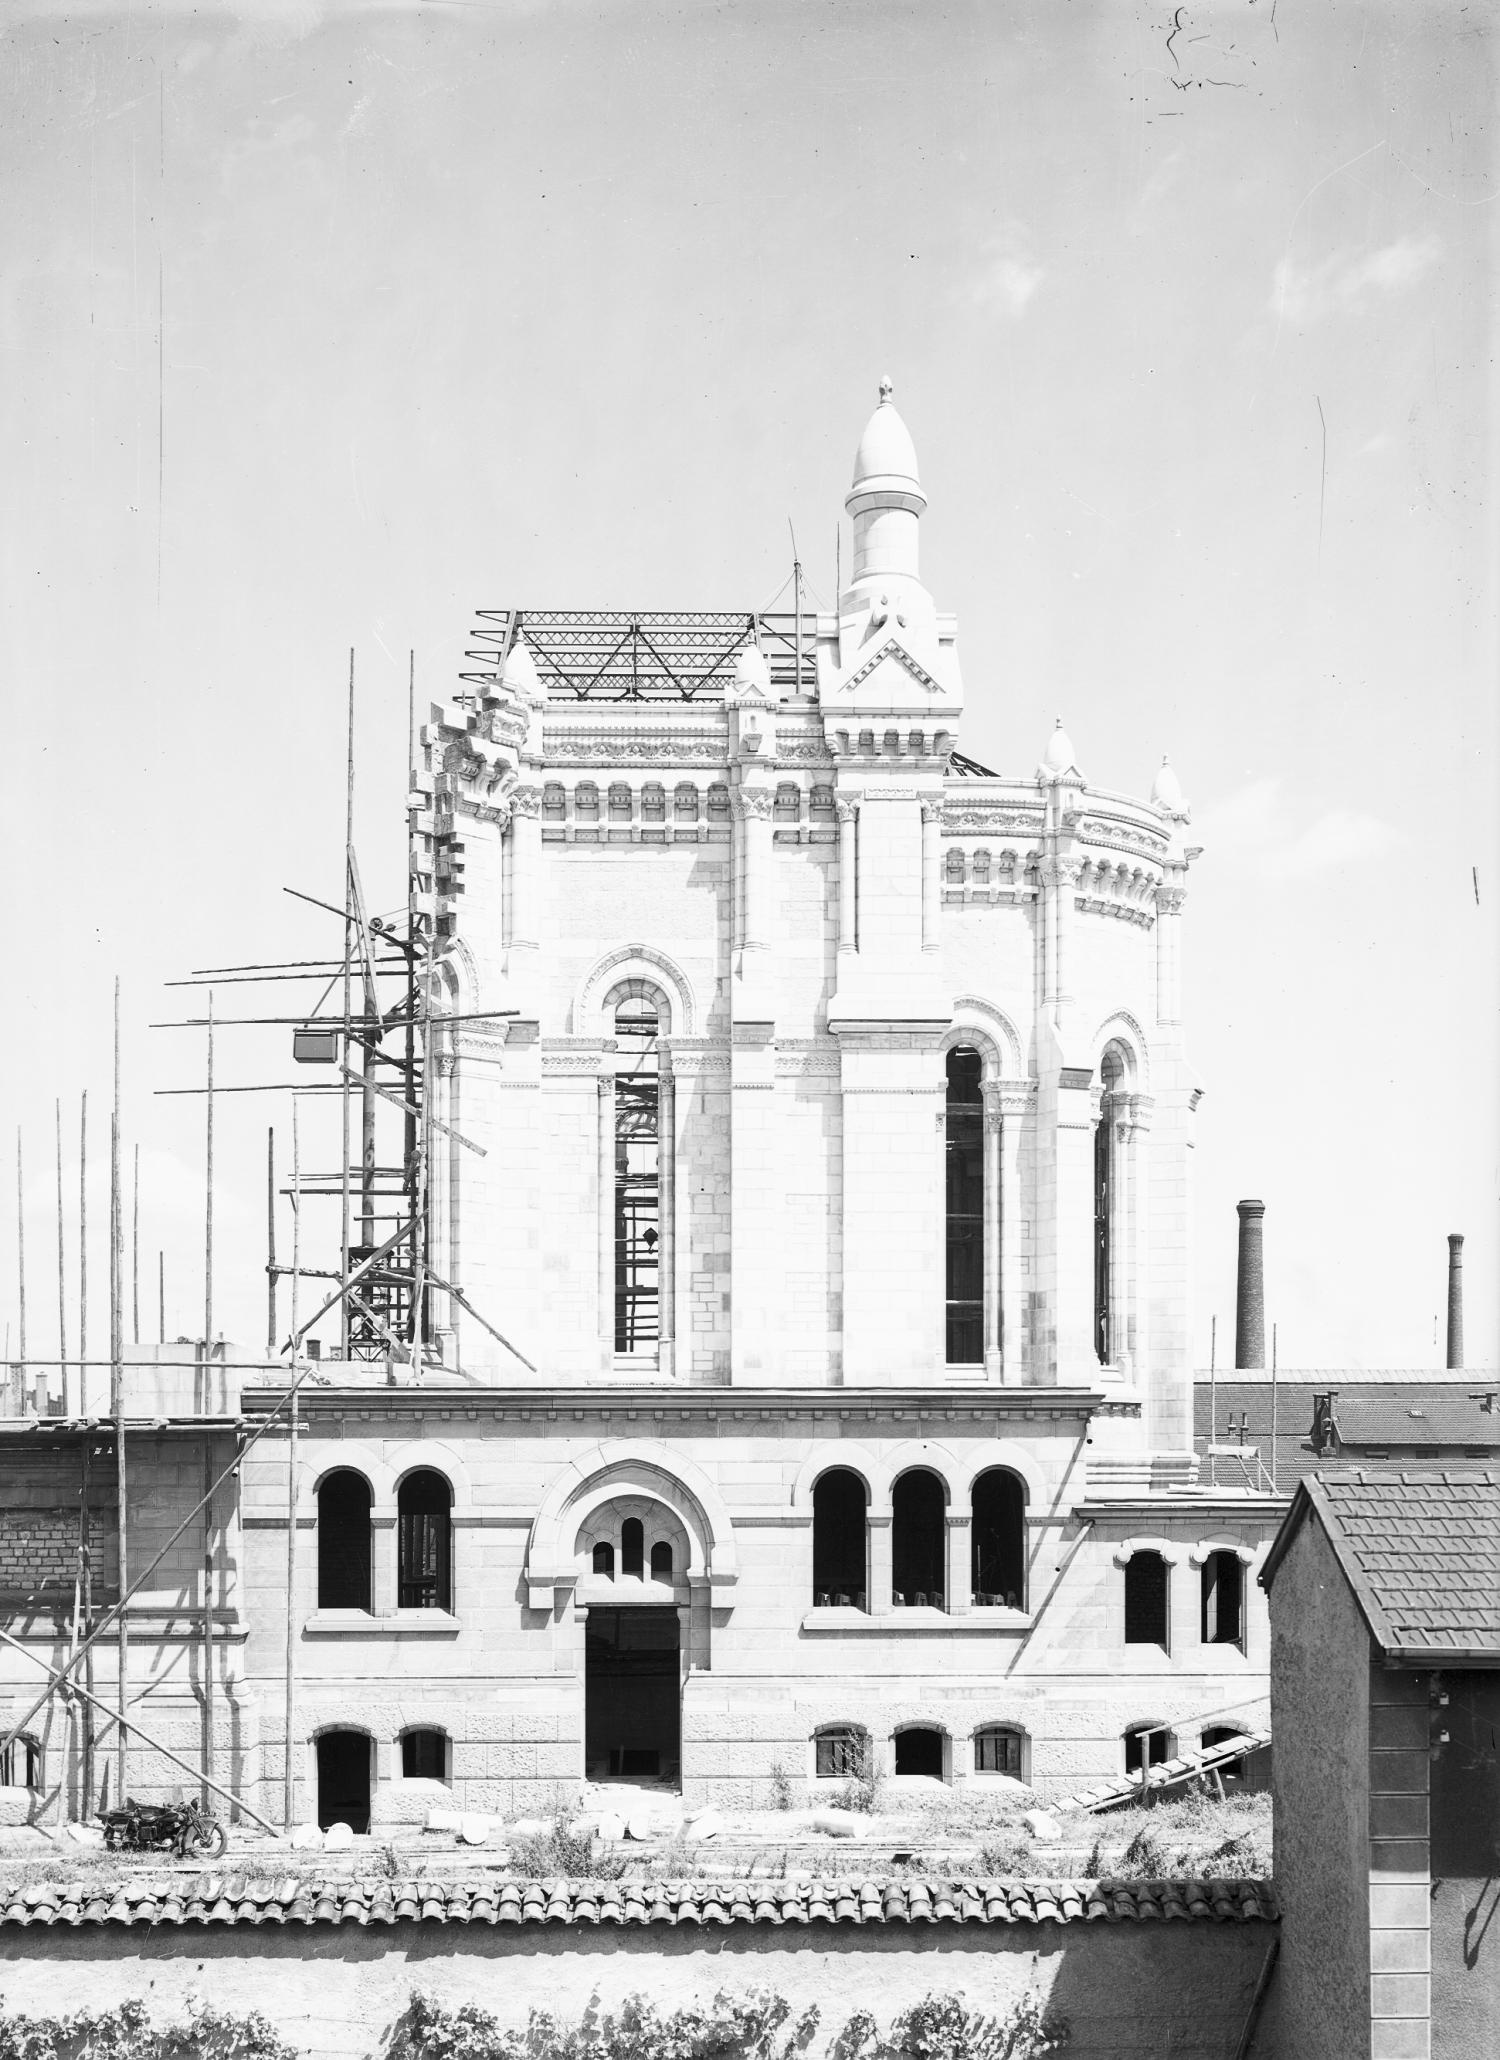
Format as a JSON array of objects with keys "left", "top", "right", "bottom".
[
  {"left": 0, "top": 1736, "right": 41, "bottom": 1790},
  {"left": 400, "top": 1729, "right": 448, "bottom": 1782},
  {"left": 973, "top": 1726, "right": 1025, "bottom": 1778},
  {"left": 1124, "top": 1723, "right": 1175, "bottom": 1775},
  {"left": 814, "top": 1726, "right": 869, "bottom": 1780}
]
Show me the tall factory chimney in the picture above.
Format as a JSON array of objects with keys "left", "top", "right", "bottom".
[
  {"left": 1446, "top": 1233, "right": 1464, "bottom": 1371},
  {"left": 1235, "top": 1200, "right": 1266, "bottom": 1370}
]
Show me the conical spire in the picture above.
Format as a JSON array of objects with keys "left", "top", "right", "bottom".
[{"left": 844, "top": 379, "right": 927, "bottom": 592}]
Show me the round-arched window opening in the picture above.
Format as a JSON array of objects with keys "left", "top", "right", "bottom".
[
  {"left": 891, "top": 1468, "right": 947, "bottom": 1610},
  {"left": 592, "top": 1541, "right": 615, "bottom": 1577},
  {"left": 317, "top": 1469, "right": 372, "bottom": 1612},
  {"left": 650, "top": 1540, "right": 673, "bottom": 1579},
  {"left": 971, "top": 1468, "right": 1026, "bottom": 1607},
  {"left": 812, "top": 1468, "right": 867, "bottom": 1610},
  {"left": 398, "top": 1469, "right": 453, "bottom": 1612},
  {"left": 621, "top": 1517, "right": 645, "bottom": 1578}
]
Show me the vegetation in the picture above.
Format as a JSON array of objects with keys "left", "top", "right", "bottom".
[
  {"left": 380, "top": 1989, "right": 1068, "bottom": 2060},
  {"left": 766, "top": 1764, "right": 794, "bottom": 1812},
  {"left": 505, "top": 1814, "right": 627, "bottom": 1883},
  {"left": 0, "top": 1999, "right": 295, "bottom": 2060}
]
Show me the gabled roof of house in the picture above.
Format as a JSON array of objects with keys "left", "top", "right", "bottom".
[
  {"left": 1193, "top": 1380, "right": 1499, "bottom": 1492},
  {"left": 1261, "top": 1468, "right": 1500, "bottom": 1665}
]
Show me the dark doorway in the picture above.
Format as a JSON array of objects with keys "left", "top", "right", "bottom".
[
  {"left": 316, "top": 1730, "right": 371, "bottom": 1832},
  {"left": 895, "top": 1728, "right": 945, "bottom": 1779},
  {"left": 584, "top": 1607, "right": 680, "bottom": 1783}
]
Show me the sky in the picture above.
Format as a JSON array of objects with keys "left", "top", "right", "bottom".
[{"left": 1, "top": 0, "right": 1495, "bottom": 1374}]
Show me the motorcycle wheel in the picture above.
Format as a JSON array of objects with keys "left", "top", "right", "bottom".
[{"left": 180, "top": 1822, "right": 227, "bottom": 1860}]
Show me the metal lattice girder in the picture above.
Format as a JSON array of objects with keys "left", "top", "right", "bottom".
[{"left": 459, "top": 609, "right": 819, "bottom": 702}]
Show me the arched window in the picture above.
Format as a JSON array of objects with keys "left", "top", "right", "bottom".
[
  {"left": 1201, "top": 1551, "right": 1245, "bottom": 1648},
  {"left": 812, "top": 1468, "right": 867, "bottom": 1610},
  {"left": 894, "top": 1726, "right": 946, "bottom": 1779},
  {"left": 397, "top": 1469, "right": 452, "bottom": 1611},
  {"left": 650, "top": 1541, "right": 674, "bottom": 1579},
  {"left": 892, "top": 1468, "right": 946, "bottom": 1610},
  {"left": 1124, "top": 1722, "right": 1175, "bottom": 1776},
  {"left": 1094, "top": 1048, "right": 1125, "bottom": 1364},
  {"left": 971, "top": 1468, "right": 1026, "bottom": 1607},
  {"left": 614, "top": 998, "right": 660, "bottom": 1353},
  {"left": 973, "top": 1725, "right": 1025, "bottom": 1777},
  {"left": 401, "top": 1729, "right": 448, "bottom": 1782},
  {"left": 621, "top": 1516, "right": 644, "bottom": 1578},
  {"left": 317, "top": 1470, "right": 373, "bottom": 1612},
  {"left": 945, "top": 1047, "right": 985, "bottom": 1364},
  {"left": 814, "top": 1725, "right": 869, "bottom": 1780},
  {"left": 0, "top": 1735, "right": 41, "bottom": 1790},
  {"left": 592, "top": 1541, "right": 615, "bottom": 1577},
  {"left": 1124, "top": 1550, "right": 1169, "bottom": 1649}
]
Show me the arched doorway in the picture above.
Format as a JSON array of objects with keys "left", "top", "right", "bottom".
[
  {"left": 584, "top": 1608, "right": 680, "bottom": 1783},
  {"left": 316, "top": 1730, "right": 371, "bottom": 1833}
]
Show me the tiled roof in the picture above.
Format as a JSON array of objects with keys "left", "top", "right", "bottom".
[
  {"left": 0, "top": 1873, "right": 1277, "bottom": 1928},
  {"left": 1193, "top": 1381, "right": 1497, "bottom": 1491},
  {"left": 1265, "top": 1469, "right": 1500, "bottom": 1662}
]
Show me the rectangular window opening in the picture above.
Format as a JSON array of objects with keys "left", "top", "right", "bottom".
[{"left": 614, "top": 1008, "right": 660, "bottom": 1353}]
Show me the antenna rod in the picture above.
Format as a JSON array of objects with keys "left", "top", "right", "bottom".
[
  {"left": 158, "top": 1250, "right": 165, "bottom": 1347},
  {"left": 132, "top": 1143, "right": 140, "bottom": 1348},
  {"left": 1270, "top": 1322, "right": 1278, "bottom": 1495},
  {"left": 1209, "top": 1312, "right": 1217, "bottom": 1492}
]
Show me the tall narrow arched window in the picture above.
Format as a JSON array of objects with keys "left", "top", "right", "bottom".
[
  {"left": 971, "top": 1469, "right": 1027, "bottom": 1608},
  {"left": 1201, "top": 1551, "right": 1245, "bottom": 1648},
  {"left": 614, "top": 999, "right": 660, "bottom": 1353},
  {"left": 621, "top": 1516, "right": 644, "bottom": 1577},
  {"left": 812, "top": 1468, "right": 868, "bottom": 1610},
  {"left": 397, "top": 1469, "right": 452, "bottom": 1611},
  {"left": 892, "top": 1468, "right": 947, "bottom": 1611},
  {"left": 1123, "top": 1549, "right": 1169, "bottom": 1649},
  {"left": 317, "top": 1470, "right": 373, "bottom": 1612},
  {"left": 945, "top": 1047, "right": 984, "bottom": 1364},
  {"left": 1094, "top": 1048, "right": 1125, "bottom": 1364}
]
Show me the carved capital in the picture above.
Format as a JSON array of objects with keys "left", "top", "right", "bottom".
[
  {"left": 835, "top": 798, "right": 860, "bottom": 826},
  {"left": 511, "top": 785, "right": 543, "bottom": 819},
  {"left": 1153, "top": 884, "right": 1186, "bottom": 915},
  {"left": 732, "top": 788, "right": 775, "bottom": 821},
  {"left": 919, "top": 797, "right": 943, "bottom": 824}
]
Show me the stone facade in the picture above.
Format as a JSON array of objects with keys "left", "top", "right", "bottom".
[{"left": 1, "top": 389, "right": 1286, "bottom": 1830}]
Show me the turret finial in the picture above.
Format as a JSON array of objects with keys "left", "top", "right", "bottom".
[{"left": 878, "top": 375, "right": 894, "bottom": 403}]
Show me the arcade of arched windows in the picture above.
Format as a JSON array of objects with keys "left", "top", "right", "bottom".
[
  {"left": 810, "top": 1464, "right": 1029, "bottom": 1615},
  {"left": 540, "top": 779, "right": 836, "bottom": 844}
]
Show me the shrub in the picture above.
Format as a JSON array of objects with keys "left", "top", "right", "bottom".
[
  {"left": 826, "top": 1736, "right": 877, "bottom": 1815},
  {"left": 1113, "top": 1825, "right": 1175, "bottom": 1879},
  {"left": 978, "top": 1834, "right": 1032, "bottom": 1876},
  {"left": 767, "top": 1762, "right": 794, "bottom": 1812},
  {"left": 506, "top": 1812, "right": 626, "bottom": 1883},
  {"left": 381, "top": 1988, "right": 821, "bottom": 2059},
  {"left": 829, "top": 1991, "right": 1069, "bottom": 2059}
]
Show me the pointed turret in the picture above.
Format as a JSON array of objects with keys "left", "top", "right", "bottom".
[{"left": 844, "top": 377, "right": 928, "bottom": 594}]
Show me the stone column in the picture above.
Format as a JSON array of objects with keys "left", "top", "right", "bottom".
[
  {"left": 1154, "top": 883, "right": 1185, "bottom": 1027},
  {"left": 372, "top": 1515, "right": 396, "bottom": 1618},
  {"left": 734, "top": 788, "right": 774, "bottom": 963},
  {"left": 982, "top": 1086, "right": 1003, "bottom": 1378},
  {"left": 836, "top": 798, "right": 859, "bottom": 956},
  {"left": 920, "top": 798, "right": 941, "bottom": 953},
  {"left": 997, "top": 1084, "right": 1031, "bottom": 1384},
  {"left": 1235, "top": 1200, "right": 1266, "bottom": 1370},
  {"left": 945, "top": 1511, "right": 972, "bottom": 1616},
  {"left": 1124, "top": 1094, "right": 1155, "bottom": 1377},
  {"left": 508, "top": 785, "right": 542, "bottom": 954},
  {"left": 1446, "top": 1233, "right": 1464, "bottom": 1369},
  {"left": 868, "top": 1512, "right": 893, "bottom": 1619}
]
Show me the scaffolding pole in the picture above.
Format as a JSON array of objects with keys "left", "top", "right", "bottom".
[
  {"left": 283, "top": 1098, "right": 302, "bottom": 1829},
  {"left": 55, "top": 1101, "right": 67, "bottom": 1414},
  {"left": 14, "top": 1125, "right": 25, "bottom": 1384},
  {"left": 265, "top": 1127, "right": 276, "bottom": 1355},
  {"left": 79, "top": 1093, "right": 87, "bottom": 1421},
  {"left": 111, "top": 976, "right": 127, "bottom": 1805}
]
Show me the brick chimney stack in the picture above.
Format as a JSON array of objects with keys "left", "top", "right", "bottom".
[
  {"left": 1235, "top": 1200, "right": 1266, "bottom": 1370},
  {"left": 1446, "top": 1233, "right": 1464, "bottom": 1370}
]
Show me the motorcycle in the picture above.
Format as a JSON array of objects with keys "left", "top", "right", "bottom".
[{"left": 101, "top": 1796, "right": 227, "bottom": 1860}]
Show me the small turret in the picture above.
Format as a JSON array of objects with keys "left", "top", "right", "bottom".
[{"left": 844, "top": 378, "right": 928, "bottom": 596}]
